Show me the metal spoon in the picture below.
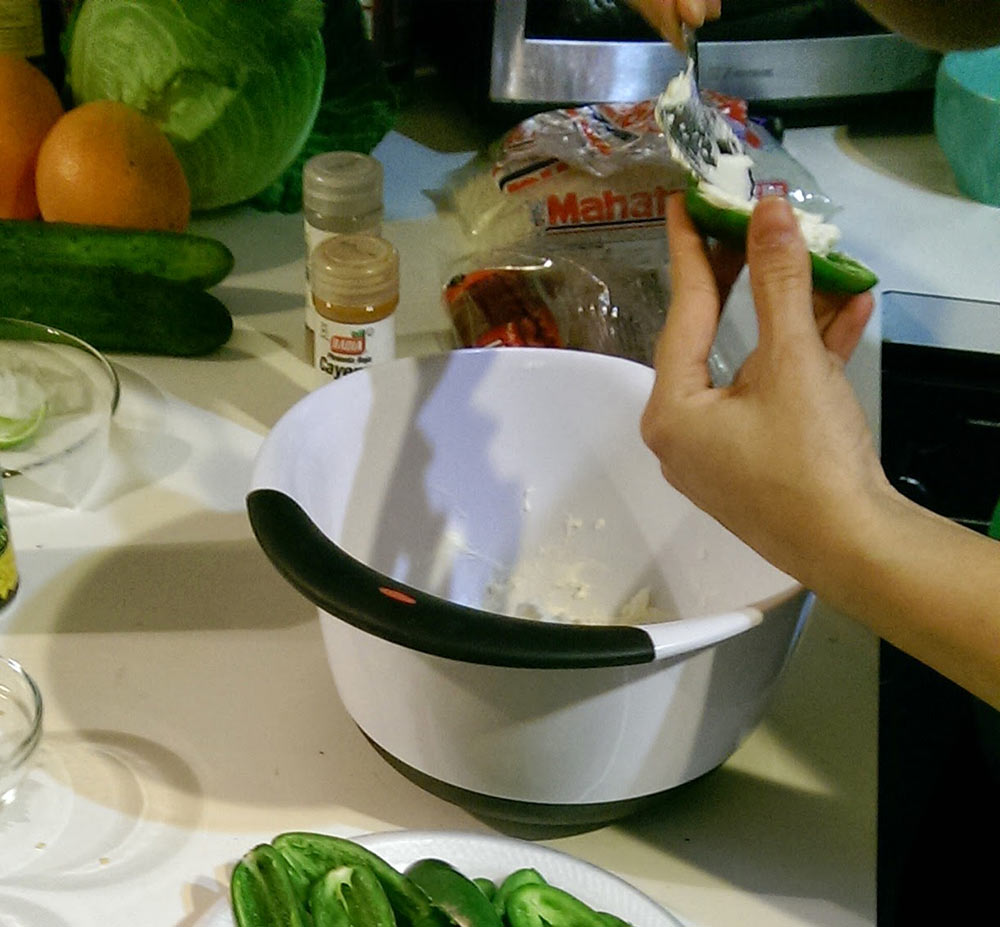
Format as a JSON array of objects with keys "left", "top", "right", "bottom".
[{"left": 654, "top": 25, "right": 744, "bottom": 180}]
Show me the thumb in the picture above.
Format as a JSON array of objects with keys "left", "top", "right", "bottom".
[{"left": 746, "top": 196, "right": 817, "bottom": 348}]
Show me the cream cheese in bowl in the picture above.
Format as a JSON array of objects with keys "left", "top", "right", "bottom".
[{"left": 248, "top": 348, "right": 812, "bottom": 821}]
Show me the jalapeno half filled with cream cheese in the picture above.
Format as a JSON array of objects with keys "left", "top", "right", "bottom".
[
  {"left": 684, "top": 180, "right": 878, "bottom": 294},
  {"left": 655, "top": 65, "right": 877, "bottom": 295}
]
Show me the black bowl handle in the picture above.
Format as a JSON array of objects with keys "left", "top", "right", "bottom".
[{"left": 246, "top": 488, "right": 656, "bottom": 669}]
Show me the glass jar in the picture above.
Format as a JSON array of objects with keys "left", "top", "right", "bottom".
[
  {"left": 302, "top": 151, "right": 384, "bottom": 362},
  {"left": 309, "top": 233, "right": 399, "bottom": 380}
]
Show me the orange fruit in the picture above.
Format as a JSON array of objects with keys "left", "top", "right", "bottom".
[
  {"left": 35, "top": 100, "right": 190, "bottom": 232},
  {"left": 0, "top": 54, "right": 64, "bottom": 219}
]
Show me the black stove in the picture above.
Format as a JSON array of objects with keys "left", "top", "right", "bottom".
[{"left": 878, "top": 290, "right": 1000, "bottom": 925}]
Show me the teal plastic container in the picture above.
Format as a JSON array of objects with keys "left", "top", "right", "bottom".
[{"left": 934, "top": 46, "right": 1000, "bottom": 206}]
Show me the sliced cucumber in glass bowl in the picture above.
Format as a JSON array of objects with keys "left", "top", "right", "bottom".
[
  {"left": 0, "top": 319, "right": 119, "bottom": 507},
  {"left": 0, "top": 359, "right": 48, "bottom": 450},
  {"left": 0, "top": 403, "right": 47, "bottom": 450}
]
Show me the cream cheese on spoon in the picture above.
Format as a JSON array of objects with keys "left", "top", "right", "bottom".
[
  {"left": 695, "top": 174, "right": 842, "bottom": 256},
  {"left": 656, "top": 65, "right": 841, "bottom": 256}
]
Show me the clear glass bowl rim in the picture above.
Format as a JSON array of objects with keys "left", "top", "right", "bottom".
[
  {"left": 0, "top": 317, "right": 121, "bottom": 415},
  {"left": 0, "top": 654, "right": 43, "bottom": 769}
]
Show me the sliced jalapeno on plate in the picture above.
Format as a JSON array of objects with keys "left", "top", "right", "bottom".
[
  {"left": 273, "top": 832, "right": 453, "bottom": 927},
  {"left": 231, "top": 842, "right": 311, "bottom": 927},
  {"left": 310, "top": 864, "right": 398, "bottom": 927},
  {"left": 504, "top": 883, "right": 615, "bottom": 927},
  {"left": 405, "top": 858, "right": 504, "bottom": 927},
  {"left": 474, "top": 878, "right": 497, "bottom": 902},
  {"left": 492, "top": 868, "right": 548, "bottom": 921}
]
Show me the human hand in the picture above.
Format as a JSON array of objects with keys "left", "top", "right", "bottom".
[
  {"left": 624, "top": 0, "right": 721, "bottom": 49},
  {"left": 640, "top": 194, "right": 882, "bottom": 585}
]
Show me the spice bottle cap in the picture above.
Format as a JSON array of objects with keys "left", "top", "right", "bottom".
[
  {"left": 310, "top": 234, "right": 399, "bottom": 308},
  {"left": 303, "top": 151, "right": 384, "bottom": 225}
]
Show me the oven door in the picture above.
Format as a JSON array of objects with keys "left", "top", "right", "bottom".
[
  {"left": 879, "top": 291, "right": 1000, "bottom": 926},
  {"left": 489, "top": 0, "right": 938, "bottom": 105},
  {"left": 490, "top": 0, "right": 684, "bottom": 104}
]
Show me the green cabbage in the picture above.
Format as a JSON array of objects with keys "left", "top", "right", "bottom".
[
  {"left": 252, "top": 0, "right": 398, "bottom": 213},
  {"left": 65, "top": 0, "right": 326, "bottom": 211}
]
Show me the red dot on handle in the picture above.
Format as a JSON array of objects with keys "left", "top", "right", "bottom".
[{"left": 379, "top": 586, "right": 416, "bottom": 605}]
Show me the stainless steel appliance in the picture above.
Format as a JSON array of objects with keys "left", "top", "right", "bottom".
[
  {"left": 489, "top": 0, "right": 940, "bottom": 106},
  {"left": 879, "top": 291, "right": 1000, "bottom": 925}
]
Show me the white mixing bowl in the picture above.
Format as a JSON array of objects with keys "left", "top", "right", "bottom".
[{"left": 248, "top": 348, "right": 811, "bottom": 823}]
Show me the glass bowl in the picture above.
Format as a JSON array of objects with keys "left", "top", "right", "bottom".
[
  {"left": 0, "top": 318, "right": 120, "bottom": 506},
  {"left": 0, "top": 655, "right": 43, "bottom": 809}
]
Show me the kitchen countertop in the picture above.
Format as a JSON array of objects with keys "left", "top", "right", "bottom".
[{"left": 1, "top": 84, "right": 998, "bottom": 927}]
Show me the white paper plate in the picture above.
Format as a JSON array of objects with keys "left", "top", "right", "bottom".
[{"left": 197, "top": 829, "right": 685, "bottom": 927}]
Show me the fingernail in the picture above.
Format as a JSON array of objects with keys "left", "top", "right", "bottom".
[
  {"left": 679, "top": 0, "right": 706, "bottom": 27},
  {"left": 751, "top": 196, "right": 800, "bottom": 244}
]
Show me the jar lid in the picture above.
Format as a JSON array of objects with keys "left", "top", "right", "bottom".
[
  {"left": 310, "top": 234, "right": 399, "bottom": 307},
  {"left": 303, "top": 151, "right": 384, "bottom": 218}
]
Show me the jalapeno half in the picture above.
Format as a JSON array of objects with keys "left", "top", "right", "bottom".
[
  {"left": 684, "top": 182, "right": 878, "bottom": 295},
  {"left": 492, "top": 868, "right": 548, "bottom": 921},
  {"left": 231, "top": 843, "right": 311, "bottom": 927},
  {"left": 504, "top": 883, "right": 613, "bottom": 927},
  {"left": 310, "top": 864, "right": 398, "bottom": 927},
  {"left": 405, "top": 858, "right": 503, "bottom": 927},
  {"left": 273, "top": 832, "right": 453, "bottom": 927}
]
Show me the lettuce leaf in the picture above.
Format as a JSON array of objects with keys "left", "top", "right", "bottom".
[
  {"left": 252, "top": 0, "right": 399, "bottom": 213},
  {"left": 66, "top": 0, "right": 327, "bottom": 211}
]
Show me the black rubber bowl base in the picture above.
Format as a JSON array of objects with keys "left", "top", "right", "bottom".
[{"left": 366, "top": 735, "right": 677, "bottom": 836}]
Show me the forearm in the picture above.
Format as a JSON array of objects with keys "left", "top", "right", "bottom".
[
  {"left": 808, "top": 486, "right": 1000, "bottom": 709},
  {"left": 643, "top": 194, "right": 998, "bottom": 709},
  {"left": 853, "top": 0, "right": 1000, "bottom": 50}
]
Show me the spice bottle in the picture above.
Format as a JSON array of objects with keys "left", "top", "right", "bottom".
[
  {"left": 302, "top": 151, "right": 384, "bottom": 362},
  {"left": 0, "top": 473, "right": 18, "bottom": 611},
  {"left": 309, "top": 233, "right": 399, "bottom": 380}
]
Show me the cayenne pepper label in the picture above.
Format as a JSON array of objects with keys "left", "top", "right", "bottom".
[
  {"left": 329, "top": 331, "right": 367, "bottom": 356},
  {"left": 315, "top": 316, "right": 395, "bottom": 380}
]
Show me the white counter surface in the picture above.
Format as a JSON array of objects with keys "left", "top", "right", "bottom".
[{"left": 1, "top": 99, "right": 997, "bottom": 927}]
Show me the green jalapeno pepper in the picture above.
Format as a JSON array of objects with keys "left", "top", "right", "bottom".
[
  {"left": 491, "top": 868, "right": 548, "bottom": 922},
  {"left": 684, "top": 181, "right": 879, "bottom": 295},
  {"left": 405, "top": 858, "right": 504, "bottom": 927},
  {"left": 231, "top": 842, "right": 311, "bottom": 927},
  {"left": 309, "top": 864, "right": 397, "bottom": 927},
  {"left": 273, "top": 832, "right": 453, "bottom": 927},
  {"left": 504, "top": 883, "right": 618, "bottom": 927},
  {"left": 473, "top": 878, "right": 497, "bottom": 902},
  {"left": 596, "top": 913, "right": 633, "bottom": 927}
]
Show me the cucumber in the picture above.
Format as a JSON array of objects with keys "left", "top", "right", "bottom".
[
  {"left": 0, "top": 219, "right": 234, "bottom": 289},
  {"left": 684, "top": 183, "right": 878, "bottom": 294},
  {"left": 0, "top": 266, "right": 233, "bottom": 356}
]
